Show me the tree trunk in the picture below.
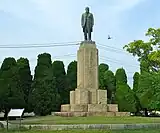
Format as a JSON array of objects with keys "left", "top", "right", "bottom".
[
  {"left": 4, "top": 108, "right": 9, "bottom": 120},
  {"left": 144, "top": 108, "right": 148, "bottom": 117}
]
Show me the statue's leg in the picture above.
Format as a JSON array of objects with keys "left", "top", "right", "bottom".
[
  {"left": 84, "top": 28, "right": 87, "bottom": 40},
  {"left": 88, "top": 28, "right": 91, "bottom": 41},
  {"left": 88, "top": 32, "right": 91, "bottom": 40},
  {"left": 83, "top": 27, "right": 87, "bottom": 41},
  {"left": 84, "top": 32, "right": 87, "bottom": 40}
]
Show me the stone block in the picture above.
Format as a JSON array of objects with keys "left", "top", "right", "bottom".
[
  {"left": 67, "top": 112, "right": 74, "bottom": 117},
  {"left": 70, "top": 91, "right": 75, "bottom": 104},
  {"left": 88, "top": 104, "right": 108, "bottom": 112},
  {"left": 105, "top": 112, "right": 116, "bottom": 117},
  {"left": 108, "top": 104, "right": 118, "bottom": 112},
  {"left": 54, "top": 112, "right": 74, "bottom": 117},
  {"left": 115, "top": 112, "right": 130, "bottom": 117},
  {"left": 61, "top": 104, "right": 71, "bottom": 112},
  {"left": 54, "top": 112, "right": 61, "bottom": 116},
  {"left": 86, "top": 112, "right": 115, "bottom": 116},
  {"left": 61, "top": 112, "right": 69, "bottom": 117},
  {"left": 87, "top": 112, "right": 107, "bottom": 116},
  {"left": 74, "top": 112, "right": 87, "bottom": 117},
  {"left": 97, "top": 90, "right": 107, "bottom": 104},
  {"left": 75, "top": 89, "right": 89, "bottom": 104},
  {"left": 89, "top": 89, "right": 97, "bottom": 104},
  {"left": 70, "top": 104, "right": 88, "bottom": 112},
  {"left": 79, "top": 41, "right": 96, "bottom": 48}
]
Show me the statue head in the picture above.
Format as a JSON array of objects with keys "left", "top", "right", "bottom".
[{"left": 85, "top": 7, "right": 89, "bottom": 13}]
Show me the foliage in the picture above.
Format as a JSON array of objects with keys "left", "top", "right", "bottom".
[
  {"left": 124, "top": 28, "right": 160, "bottom": 72},
  {"left": 140, "top": 60, "right": 150, "bottom": 74},
  {"left": 137, "top": 72, "right": 160, "bottom": 110},
  {"left": 98, "top": 63, "right": 109, "bottom": 89},
  {"left": 123, "top": 27, "right": 160, "bottom": 112},
  {"left": 30, "top": 53, "right": 58, "bottom": 115},
  {"left": 0, "top": 57, "right": 25, "bottom": 118},
  {"left": 132, "top": 72, "right": 141, "bottom": 113},
  {"left": 66, "top": 60, "right": 77, "bottom": 91},
  {"left": 116, "top": 83, "right": 137, "bottom": 112},
  {"left": 0, "top": 50, "right": 148, "bottom": 116},
  {"left": 115, "top": 68, "right": 138, "bottom": 112},
  {"left": 124, "top": 40, "right": 152, "bottom": 60},
  {"left": 17, "top": 57, "right": 32, "bottom": 112},
  {"left": 115, "top": 68, "right": 127, "bottom": 85},
  {"left": 52, "top": 60, "right": 68, "bottom": 104},
  {"left": 103, "top": 70, "right": 116, "bottom": 103},
  {"left": 133, "top": 72, "right": 139, "bottom": 92},
  {"left": 52, "top": 61, "right": 69, "bottom": 104}
]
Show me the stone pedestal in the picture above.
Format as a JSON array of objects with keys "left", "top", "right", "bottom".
[
  {"left": 88, "top": 104, "right": 108, "bottom": 112},
  {"left": 108, "top": 104, "right": 118, "bottom": 112},
  {"left": 70, "top": 104, "right": 88, "bottom": 112},
  {"left": 89, "top": 89, "right": 97, "bottom": 104},
  {"left": 77, "top": 41, "right": 98, "bottom": 90},
  {"left": 61, "top": 104, "right": 71, "bottom": 112},
  {"left": 59, "top": 41, "right": 127, "bottom": 117},
  {"left": 97, "top": 90, "right": 107, "bottom": 104},
  {"left": 70, "top": 91, "right": 75, "bottom": 104},
  {"left": 75, "top": 89, "right": 89, "bottom": 104}
]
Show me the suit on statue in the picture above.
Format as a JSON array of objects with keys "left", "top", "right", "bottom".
[{"left": 81, "top": 12, "right": 94, "bottom": 40}]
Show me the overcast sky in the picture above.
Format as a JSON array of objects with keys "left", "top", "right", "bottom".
[{"left": 0, "top": 0, "right": 159, "bottom": 87}]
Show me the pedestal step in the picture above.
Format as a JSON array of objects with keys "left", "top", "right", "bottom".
[
  {"left": 53, "top": 112, "right": 130, "bottom": 117},
  {"left": 61, "top": 104, "right": 118, "bottom": 112}
]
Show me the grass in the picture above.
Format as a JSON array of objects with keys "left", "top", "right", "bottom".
[
  {"left": 1, "top": 129, "right": 160, "bottom": 133},
  {"left": 9, "top": 115, "right": 160, "bottom": 125}
]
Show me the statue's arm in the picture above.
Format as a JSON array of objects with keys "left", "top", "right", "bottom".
[
  {"left": 81, "top": 14, "right": 84, "bottom": 27},
  {"left": 92, "top": 14, "right": 94, "bottom": 26}
]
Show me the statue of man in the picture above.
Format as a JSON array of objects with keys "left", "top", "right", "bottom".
[{"left": 81, "top": 7, "right": 94, "bottom": 41}]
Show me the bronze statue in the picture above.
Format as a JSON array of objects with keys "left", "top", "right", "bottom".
[{"left": 81, "top": 7, "right": 94, "bottom": 41}]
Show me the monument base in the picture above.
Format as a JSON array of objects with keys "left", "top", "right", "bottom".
[
  {"left": 57, "top": 41, "right": 130, "bottom": 117},
  {"left": 58, "top": 103, "right": 126, "bottom": 117},
  {"left": 61, "top": 104, "right": 110, "bottom": 112},
  {"left": 53, "top": 112, "right": 130, "bottom": 117}
]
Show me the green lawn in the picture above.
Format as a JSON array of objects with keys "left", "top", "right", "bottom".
[
  {"left": 10, "top": 116, "right": 160, "bottom": 125},
  {"left": 1, "top": 129, "right": 160, "bottom": 133}
]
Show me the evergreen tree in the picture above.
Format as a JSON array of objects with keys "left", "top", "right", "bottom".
[
  {"left": 98, "top": 63, "right": 109, "bottom": 89},
  {"left": 104, "top": 70, "right": 116, "bottom": 103},
  {"left": 67, "top": 60, "right": 77, "bottom": 91},
  {"left": 116, "top": 83, "right": 137, "bottom": 112},
  {"left": 115, "top": 68, "right": 137, "bottom": 112},
  {"left": 0, "top": 57, "right": 25, "bottom": 118},
  {"left": 31, "top": 53, "right": 59, "bottom": 115},
  {"left": 133, "top": 72, "right": 140, "bottom": 92},
  {"left": 52, "top": 61, "right": 67, "bottom": 104},
  {"left": 132, "top": 72, "right": 141, "bottom": 115},
  {"left": 17, "top": 57, "right": 32, "bottom": 112},
  {"left": 115, "top": 68, "right": 127, "bottom": 85}
]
